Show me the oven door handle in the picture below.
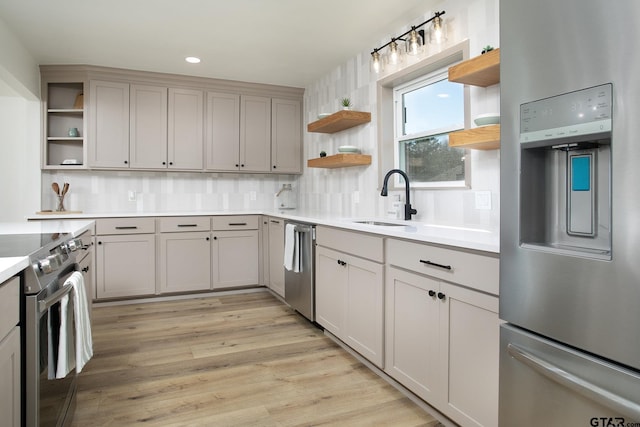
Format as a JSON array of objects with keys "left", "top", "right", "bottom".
[
  {"left": 507, "top": 343, "right": 640, "bottom": 421},
  {"left": 39, "top": 283, "right": 74, "bottom": 314}
]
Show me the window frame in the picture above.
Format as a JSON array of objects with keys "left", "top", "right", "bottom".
[
  {"left": 392, "top": 66, "right": 469, "bottom": 189},
  {"left": 375, "top": 40, "right": 471, "bottom": 192}
]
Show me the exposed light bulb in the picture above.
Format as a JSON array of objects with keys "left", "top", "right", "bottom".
[
  {"left": 406, "top": 28, "right": 423, "bottom": 55},
  {"left": 389, "top": 40, "right": 400, "bottom": 65},
  {"left": 371, "top": 50, "right": 381, "bottom": 73},
  {"left": 432, "top": 15, "right": 444, "bottom": 44}
]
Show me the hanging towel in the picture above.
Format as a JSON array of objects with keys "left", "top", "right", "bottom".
[
  {"left": 284, "top": 224, "right": 301, "bottom": 273},
  {"left": 66, "top": 271, "right": 93, "bottom": 373},
  {"left": 55, "top": 294, "right": 75, "bottom": 378}
]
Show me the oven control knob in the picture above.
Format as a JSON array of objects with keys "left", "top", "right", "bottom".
[
  {"left": 38, "top": 254, "right": 63, "bottom": 274},
  {"left": 67, "top": 238, "right": 83, "bottom": 252}
]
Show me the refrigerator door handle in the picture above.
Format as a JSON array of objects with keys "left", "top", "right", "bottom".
[{"left": 507, "top": 343, "right": 640, "bottom": 421}]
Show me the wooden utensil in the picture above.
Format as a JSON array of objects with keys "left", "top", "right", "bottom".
[
  {"left": 52, "top": 182, "right": 60, "bottom": 195},
  {"left": 62, "top": 183, "right": 69, "bottom": 196}
]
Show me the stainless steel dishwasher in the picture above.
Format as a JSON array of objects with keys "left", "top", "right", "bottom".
[{"left": 284, "top": 221, "right": 315, "bottom": 322}]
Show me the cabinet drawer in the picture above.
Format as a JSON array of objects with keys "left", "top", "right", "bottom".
[
  {"left": 96, "top": 217, "right": 156, "bottom": 235},
  {"left": 160, "top": 216, "right": 210, "bottom": 232},
  {"left": 211, "top": 215, "right": 259, "bottom": 231},
  {"left": 0, "top": 276, "right": 19, "bottom": 340},
  {"left": 316, "top": 226, "right": 383, "bottom": 263},
  {"left": 386, "top": 238, "right": 499, "bottom": 295}
]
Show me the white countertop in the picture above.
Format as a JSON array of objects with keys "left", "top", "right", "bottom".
[
  {"left": 0, "top": 219, "right": 95, "bottom": 283},
  {"left": 27, "top": 210, "right": 499, "bottom": 254}
]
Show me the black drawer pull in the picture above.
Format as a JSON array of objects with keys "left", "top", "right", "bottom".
[
  {"left": 437, "top": 292, "right": 446, "bottom": 300},
  {"left": 115, "top": 226, "right": 138, "bottom": 230},
  {"left": 419, "top": 260, "right": 452, "bottom": 270},
  {"left": 177, "top": 224, "right": 198, "bottom": 227},
  {"left": 337, "top": 260, "right": 347, "bottom": 266},
  {"left": 270, "top": 220, "right": 280, "bottom": 224},
  {"left": 228, "top": 222, "right": 247, "bottom": 226},
  {"left": 82, "top": 266, "right": 90, "bottom": 273},
  {"left": 428, "top": 290, "right": 436, "bottom": 297}
]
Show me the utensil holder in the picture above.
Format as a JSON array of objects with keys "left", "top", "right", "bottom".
[{"left": 56, "top": 195, "right": 66, "bottom": 212}]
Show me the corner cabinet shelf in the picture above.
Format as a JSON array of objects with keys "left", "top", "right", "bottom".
[
  {"left": 448, "top": 48, "right": 500, "bottom": 150},
  {"left": 308, "top": 153, "right": 372, "bottom": 169},
  {"left": 43, "top": 81, "right": 86, "bottom": 168},
  {"left": 307, "top": 110, "right": 371, "bottom": 134}
]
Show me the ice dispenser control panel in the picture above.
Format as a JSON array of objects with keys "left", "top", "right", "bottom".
[{"left": 520, "top": 84, "right": 612, "bottom": 144}]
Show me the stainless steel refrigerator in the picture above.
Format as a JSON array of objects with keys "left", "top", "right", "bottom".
[{"left": 499, "top": 0, "right": 640, "bottom": 425}]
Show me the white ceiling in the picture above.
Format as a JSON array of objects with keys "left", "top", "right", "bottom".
[{"left": 0, "top": 0, "right": 440, "bottom": 88}]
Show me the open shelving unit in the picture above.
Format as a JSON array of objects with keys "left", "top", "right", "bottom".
[
  {"left": 44, "top": 82, "right": 86, "bottom": 168},
  {"left": 307, "top": 110, "right": 371, "bottom": 134},
  {"left": 448, "top": 48, "right": 500, "bottom": 150},
  {"left": 307, "top": 153, "right": 372, "bottom": 169}
]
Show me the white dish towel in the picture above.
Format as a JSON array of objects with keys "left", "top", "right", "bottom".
[
  {"left": 284, "top": 223, "right": 301, "bottom": 273},
  {"left": 67, "top": 271, "right": 93, "bottom": 373},
  {"left": 48, "top": 293, "right": 76, "bottom": 379}
]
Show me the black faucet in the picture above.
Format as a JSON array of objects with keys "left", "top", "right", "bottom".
[{"left": 380, "top": 169, "right": 417, "bottom": 220}]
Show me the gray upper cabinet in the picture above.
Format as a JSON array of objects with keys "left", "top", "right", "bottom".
[
  {"left": 271, "top": 98, "right": 302, "bottom": 174},
  {"left": 129, "top": 84, "right": 168, "bottom": 169},
  {"left": 205, "top": 92, "right": 241, "bottom": 171},
  {"left": 89, "top": 80, "right": 130, "bottom": 168},
  {"left": 240, "top": 95, "right": 272, "bottom": 172},
  {"left": 168, "top": 88, "right": 204, "bottom": 170},
  {"left": 65, "top": 66, "right": 302, "bottom": 173}
]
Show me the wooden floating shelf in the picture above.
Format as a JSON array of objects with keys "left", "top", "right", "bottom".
[
  {"left": 307, "top": 153, "right": 372, "bottom": 169},
  {"left": 449, "top": 125, "right": 500, "bottom": 150},
  {"left": 307, "top": 110, "right": 371, "bottom": 134},
  {"left": 448, "top": 48, "right": 500, "bottom": 87}
]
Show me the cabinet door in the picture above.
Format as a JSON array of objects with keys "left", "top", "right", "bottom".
[
  {"left": 0, "top": 326, "right": 20, "bottom": 427},
  {"left": 206, "top": 92, "right": 240, "bottom": 171},
  {"left": 315, "top": 246, "right": 348, "bottom": 337},
  {"left": 261, "top": 217, "right": 270, "bottom": 287},
  {"left": 160, "top": 231, "right": 211, "bottom": 293},
  {"left": 441, "top": 282, "right": 500, "bottom": 427},
  {"left": 89, "top": 80, "right": 130, "bottom": 168},
  {"left": 96, "top": 234, "right": 156, "bottom": 299},
  {"left": 168, "top": 88, "right": 203, "bottom": 170},
  {"left": 267, "top": 218, "right": 285, "bottom": 297},
  {"left": 344, "top": 254, "right": 384, "bottom": 368},
  {"left": 385, "top": 266, "right": 441, "bottom": 404},
  {"left": 271, "top": 98, "right": 301, "bottom": 173},
  {"left": 130, "top": 84, "right": 168, "bottom": 169},
  {"left": 240, "top": 95, "right": 271, "bottom": 172},
  {"left": 211, "top": 230, "right": 259, "bottom": 289}
]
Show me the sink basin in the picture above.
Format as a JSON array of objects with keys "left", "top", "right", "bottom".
[{"left": 353, "top": 220, "right": 406, "bottom": 227}]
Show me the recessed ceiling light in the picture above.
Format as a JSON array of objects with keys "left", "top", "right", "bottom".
[{"left": 185, "top": 57, "right": 201, "bottom": 64}]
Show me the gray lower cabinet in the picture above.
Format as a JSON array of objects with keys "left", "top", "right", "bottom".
[
  {"left": 211, "top": 217, "right": 260, "bottom": 289},
  {"left": 159, "top": 231, "right": 212, "bottom": 293},
  {"left": 267, "top": 217, "right": 285, "bottom": 297},
  {"left": 95, "top": 218, "right": 156, "bottom": 299},
  {"left": 0, "top": 276, "right": 20, "bottom": 427}
]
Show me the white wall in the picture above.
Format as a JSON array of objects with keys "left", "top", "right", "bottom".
[
  {"left": 299, "top": 0, "right": 500, "bottom": 231},
  {"left": 0, "top": 16, "right": 42, "bottom": 221}
]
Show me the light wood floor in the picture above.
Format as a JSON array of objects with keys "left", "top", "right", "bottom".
[{"left": 72, "top": 291, "right": 443, "bottom": 426}]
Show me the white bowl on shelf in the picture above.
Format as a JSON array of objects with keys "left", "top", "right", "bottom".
[
  {"left": 473, "top": 113, "right": 500, "bottom": 127},
  {"left": 317, "top": 113, "right": 331, "bottom": 119},
  {"left": 338, "top": 145, "right": 360, "bottom": 153}
]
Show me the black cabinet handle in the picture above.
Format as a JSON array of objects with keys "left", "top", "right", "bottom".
[
  {"left": 273, "top": 165, "right": 276, "bottom": 169},
  {"left": 235, "top": 164, "right": 239, "bottom": 167},
  {"left": 82, "top": 266, "right": 90, "bottom": 273},
  {"left": 206, "top": 237, "right": 210, "bottom": 241},
  {"left": 428, "top": 290, "right": 436, "bottom": 297},
  {"left": 337, "top": 260, "right": 347, "bottom": 266},
  {"left": 270, "top": 220, "right": 280, "bottom": 224},
  {"left": 419, "top": 259, "right": 452, "bottom": 270},
  {"left": 228, "top": 222, "right": 247, "bottom": 226},
  {"left": 177, "top": 224, "right": 198, "bottom": 228},
  {"left": 162, "top": 161, "right": 166, "bottom": 165},
  {"left": 437, "top": 292, "right": 446, "bottom": 300},
  {"left": 213, "top": 236, "right": 217, "bottom": 240},
  {"left": 241, "top": 164, "right": 245, "bottom": 167},
  {"left": 97, "top": 241, "right": 102, "bottom": 245},
  {"left": 115, "top": 226, "right": 138, "bottom": 230},
  {"left": 124, "top": 160, "right": 128, "bottom": 164},
  {"left": 169, "top": 161, "right": 173, "bottom": 166}
]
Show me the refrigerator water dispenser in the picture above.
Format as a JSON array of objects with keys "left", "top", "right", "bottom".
[{"left": 518, "top": 84, "right": 612, "bottom": 259}]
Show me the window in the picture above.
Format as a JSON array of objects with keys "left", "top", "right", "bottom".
[{"left": 393, "top": 68, "right": 467, "bottom": 188}]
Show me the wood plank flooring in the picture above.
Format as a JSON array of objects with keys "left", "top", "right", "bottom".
[{"left": 72, "top": 291, "right": 443, "bottom": 426}]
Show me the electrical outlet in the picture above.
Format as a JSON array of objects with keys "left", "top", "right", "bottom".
[
  {"left": 475, "top": 191, "right": 492, "bottom": 210},
  {"left": 128, "top": 190, "right": 137, "bottom": 202}
]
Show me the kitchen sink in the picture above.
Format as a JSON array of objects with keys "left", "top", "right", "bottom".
[{"left": 352, "top": 220, "right": 406, "bottom": 227}]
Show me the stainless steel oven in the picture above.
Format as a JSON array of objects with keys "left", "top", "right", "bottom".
[{"left": 7, "top": 233, "right": 88, "bottom": 427}]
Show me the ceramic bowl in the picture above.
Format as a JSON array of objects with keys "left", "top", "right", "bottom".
[
  {"left": 474, "top": 113, "right": 500, "bottom": 126},
  {"left": 338, "top": 145, "right": 360, "bottom": 153},
  {"left": 318, "top": 113, "right": 331, "bottom": 119}
]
